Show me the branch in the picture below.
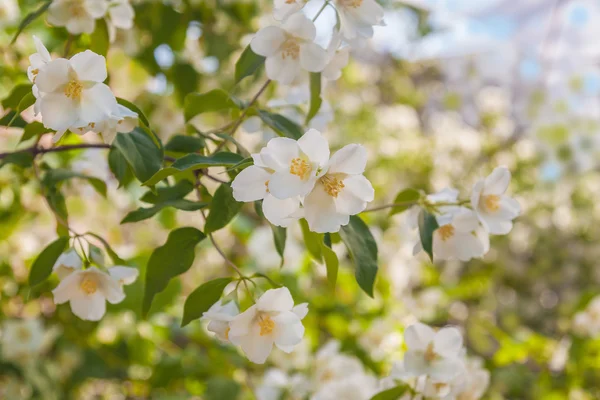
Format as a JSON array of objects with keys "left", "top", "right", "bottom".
[{"left": 0, "top": 144, "right": 111, "bottom": 160}]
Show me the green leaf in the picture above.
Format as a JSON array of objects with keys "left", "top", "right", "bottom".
[
  {"left": 88, "top": 244, "right": 105, "bottom": 267},
  {"left": 418, "top": 209, "right": 439, "bottom": 262},
  {"left": 42, "top": 169, "right": 107, "bottom": 197},
  {"left": 184, "top": 89, "right": 241, "bottom": 121},
  {"left": 0, "top": 151, "right": 34, "bottom": 170},
  {"left": 121, "top": 200, "right": 207, "bottom": 224},
  {"left": 389, "top": 188, "right": 421, "bottom": 216},
  {"left": 20, "top": 122, "right": 52, "bottom": 143},
  {"left": 226, "top": 156, "right": 253, "bottom": 172},
  {"left": 205, "top": 377, "right": 241, "bottom": 400},
  {"left": 2, "top": 84, "right": 32, "bottom": 109},
  {"left": 143, "top": 152, "right": 243, "bottom": 186},
  {"left": 235, "top": 45, "right": 265, "bottom": 83},
  {"left": 204, "top": 183, "right": 243, "bottom": 234},
  {"left": 339, "top": 215, "right": 378, "bottom": 298},
  {"left": 28, "top": 237, "right": 69, "bottom": 286},
  {"left": 141, "top": 181, "right": 195, "bottom": 204},
  {"left": 6, "top": 93, "right": 35, "bottom": 127},
  {"left": 299, "top": 219, "right": 322, "bottom": 262},
  {"left": 113, "top": 128, "right": 163, "bottom": 183},
  {"left": 165, "top": 135, "right": 205, "bottom": 153},
  {"left": 306, "top": 72, "right": 322, "bottom": 124},
  {"left": 107, "top": 146, "right": 132, "bottom": 188},
  {"left": 258, "top": 110, "right": 303, "bottom": 139},
  {"left": 370, "top": 385, "right": 410, "bottom": 400},
  {"left": 181, "top": 277, "right": 233, "bottom": 327},
  {"left": 321, "top": 236, "right": 339, "bottom": 290},
  {"left": 271, "top": 225, "right": 286, "bottom": 267},
  {"left": 86, "top": 233, "right": 126, "bottom": 265},
  {"left": 116, "top": 98, "right": 150, "bottom": 127},
  {"left": 11, "top": 0, "right": 52, "bottom": 44},
  {"left": 143, "top": 227, "right": 207, "bottom": 317},
  {"left": 90, "top": 19, "right": 109, "bottom": 56}
]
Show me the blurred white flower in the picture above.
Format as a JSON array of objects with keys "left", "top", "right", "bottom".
[
  {"left": 471, "top": 166, "right": 521, "bottom": 235},
  {"left": 314, "top": 340, "right": 365, "bottom": 387},
  {"left": 52, "top": 267, "right": 127, "bottom": 321},
  {"left": 322, "top": 33, "right": 350, "bottom": 81},
  {"left": 573, "top": 296, "right": 600, "bottom": 337},
  {"left": 256, "top": 368, "right": 311, "bottom": 400},
  {"left": 202, "top": 301, "right": 239, "bottom": 342},
  {"left": 251, "top": 13, "right": 327, "bottom": 84},
  {"left": 0, "top": 0, "right": 19, "bottom": 28},
  {"left": 432, "top": 208, "right": 490, "bottom": 262},
  {"left": 1, "top": 319, "right": 46, "bottom": 363},
  {"left": 52, "top": 248, "right": 83, "bottom": 280},
  {"left": 455, "top": 357, "right": 490, "bottom": 400},
  {"left": 312, "top": 372, "right": 378, "bottom": 400},
  {"left": 229, "top": 287, "right": 307, "bottom": 364},
  {"left": 47, "top": 0, "right": 108, "bottom": 34},
  {"left": 403, "top": 322, "right": 465, "bottom": 382},
  {"left": 335, "top": 0, "right": 385, "bottom": 41},
  {"left": 106, "top": 0, "right": 135, "bottom": 41},
  {"left": 273, "top": 0, "right": 305, "bottom": 21}
]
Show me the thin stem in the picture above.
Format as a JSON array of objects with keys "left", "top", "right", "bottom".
[
  {"left": 362, "top": 201, "right": 418, "bottom": 213},
  {"left": 0, "top": 144, "right": 111, "bottom": 160},
  {"left": 312, "top": 1, "right": 329, "bottom": 21}
]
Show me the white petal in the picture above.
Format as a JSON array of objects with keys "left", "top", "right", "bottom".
[
  {"left": 322, "top": 48, "right": 350, "bottom": 81},
  {"left": 268, "top": 170, "right": 316, "bottom": 199},
  {"left": 273, "top": 0, "right": 304, "bottom": 20},
  {"left": 66, "top": 14, "right": 96, "bottom": 34},
  {"left": 450, "top": 208, "right": 480, "bottom": 233},
  {"left": 303, "top": 184, "right": 347, "bottom": 233},
  {"left": 282, "top": 13, "right": 316, "bottom": 41},
  {"left": 299, "top": 42, "right": 328, "bottom": 72},
  {"left": 33, "top": 35, "right": 51, "bottom": 62},
  {"left": 273, "top": 311, "right": 304, "bottom": 348},
  {"left": 251, "top": 26, "right": 286, "bottom": 57},
  {"left": 84, "top": 0, "right": 109, "bottom": 18},
  {"left": 229, "top": 305, "right": 258, "bottom": 339},
  {"left": 239, "top": 324, "right": 274, "bottom": 364},
  {"left": 262, "top": 194, "right": 301, "bottom": 227},
  {"left": 481, "top": 216, "right": 513, "bottom": 235},
  {"left": 70, "top": 292, "right": 106, "bottom": 321},
  {"left": 403, "top": 350, "right": 429, "bottom": 377},
  {"left": 404, "top": 322, "right": 435, "bottom": 351},
  {"left": 108, "top": 266, "right": 139, "bottom": 286},
  {"left": 470, "top": 180, "right": 484, "bottom": 210},
  {"left": 433, "top": 327, "right": 463, "bottom": 358},
  {"left": 297, "top": 128, "right": 329, "bottom": 165},
  {"left": 429, "top": 357, "right": 464, "bottom": 382},
  {"left": 327, "top": 144, "right": 367, "bottom": 175},
  {"left": 69, "top": 50, "right": 107, "bottom": 82},
  {"left": 108, "top": 2, "right": 134, "bottom": 29},
  {"left": 36, "top": 58, "right": 70, "bottom": 92},
  {"left": 265, "top": 53, "right": 302, "bottom": 84},
  {"left": 40, "top": 93, "right": 79, "bottom": 132},
  {"left": 292, "top": 303, "right": 308, "bottom": 319},
  {"left": 263, "top": 137, "right": 299, "bottom": 169},
  {"left": 336, "top": 174, "right": 374, "bottom": 212},
  {"left": 483, "top": 166, "right": 510, "bottom": 195},
  {"left": 257, "top": 287, "right": 294, "bottom": 312},
  {"left": 231, "top": 166, "right": 271, "bottom": 202},
  {"left": 47, "top": 2, "right": 71, "bottom": 26},
  {"left": 79, "top": 83, "right": 118, "bottom": 123},
  {"left": 51, "top": 271, "right": 81, "bottom": 304}
]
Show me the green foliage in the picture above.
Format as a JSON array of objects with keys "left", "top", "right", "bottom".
[
  {"left": 184, "top": 89, "right": 242, "bottom": 121},
  {"left": 89, "top": 19, "right": 109, "bottom": 57},
  {"left": 235, "top": 45, "right": 265, "bottom": 83},
  {"left": 307, "top": 72, "right": 323, "bottom": 124},
  {"left": 42, "top": 169, "right": 107, "bottom": 198},
  {"left": 10, "top": 0, "right": 52, "bottom": 43},
  {"left": 204, "top": 183, "right": 243, "bottom": 234},
  {"left": 271, "top": 225, "right": 287, "bottom": 266},
  {"left": 257, "top": 110, "right": 303, "bottom": 139},
  {"left": 181, "top": 277, "right": 233, "bottom": 327},
  {"left": 340, "top": 216, "right": 378, "bottom": 297},
  {"left": 322, "top": 234, "right": 339, "bottom": 290},
  {"left": 116, "top": 97, "right": 150, "bottom": 127},
  {"left": 300, "top": 219, "right": 322, "bottom": 262},
  {"left": 28, "top": 237, "right": 69, "bottom": 287},
  {"left": 418, "top": 209, "right": 439, "bottom": 261},
  {"left": 370, "top": 385, "right": 410, "bottom": 400},
  {"left": 389, "top": 188, "right": 421, "bottom": 216},
  {"left": 165, "top": 135, "right": 205, "bottom": 153},
  {"left": 113, "top": 128, "right": 164, "bottom": 183}
]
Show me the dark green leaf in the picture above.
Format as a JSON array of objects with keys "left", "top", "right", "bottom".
[
  {"left": 86, "top": 233, "right": 126, "bottom": 265},
  {"left": 226, "top": 156, "right": 253, "bottom": 171},
  {"left": 370, "top": 385, "right": 410, "bottom": 400},
  {"left": 42, "top": 169, "right": 107, "bottom": 197},
  {"left": 418, "top": 209, "right": 439, "bottom": 262},
  {"left": 141, "top": 181, "right": 195, "bottom": 204},
  {"left": 340, "top": 215, "right": 378, "bottom": 298},
  {"left": 116, "top": 98, "right": 149, "bottom": 127},
  {"left": 90, "top": 19, "right": 109, "bottom": 56},
  {"left": 299, "top": 219, "right": 322, "bottom": 262},
  {"left": 2, "top": 84, "right": 33, "bottom": 109},
  {"left": 184, "top": 89, "right": 241, "bottom": 121},
  {"left": 0, "top": 111, "right": 26, "bottom": 128},
  {"left": 108, "top": 146, "right": 132, "bottom": 188},
  {"left": 271, "top": 225, "right": 286, "bottom": 267},
  {"left": 11, "top": 1, "right": 52, "bottom": 44},
  {"left": 143, "top": 152, "right": 243, "bottom": 186},
  {"left": 20, "top": 122, "right": 52, "bottom": 143},
  {"left": 235, "top": 45, "right": 265, "bottom": 83},
  {"left": 181, "top": 277, "right": 233, "bottom": 327},
  {"left": 258, "top": 110, "right": 303, "bottom": 139},
  {"left": 389, "top": 188, "right": 421, "bottom": 216},
  {"left": 204, "top": 183, "right": 243, "bottom": 234},
  {"left": 113, "top": 128, "right": 163, "bottom": 183},
  {"left": 0, "top": 151, "right": 34, "bottom": 170},
  {"left": 306, "top": 72, "right": 322, "bottom": 124},
  {"left": 165, "top": 135, "right": 205, "bottom": 153},
  {"left": 121, "top": 200, "right": 207, "bottom": 224},
  {"left": 28, "top": 237, "right": 69, "bottom": 286},
  {"left": 143, "top": 227, "right": 207, "bottom": 317},
  {"left": 205, "top": 377, "right": 241, "bottom": 400},
  {"left": 321, "top": 237, "right": 339, "bottom": 290},
  {"left": 7, "top": 93, "right": 35, "bottom": 127}
]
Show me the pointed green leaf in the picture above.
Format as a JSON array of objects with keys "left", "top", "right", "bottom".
[
  {"left": 108, "top": 146, "right": 132, "bottom": 188},
  {"left": 2, "top": 84, "right": 33, "bottom": 109},
  {"left": 204, "top": 183, "right": 243, "bottom": 234},
  {"left": 271, "top": 225, "right": 286, "bottom": 267},
  {"left": 165, "top": 135, "right": 205, "bottom": 153},
  {"left": 370, "top": 385, "right": 410, "bottom": 400},
  {"left": 11, "top": 1, "right": 52, "bottom": 44},
  {"left": 299, "top": 219, "right": 322, "bottom": 262},
  {"left": 113, "top": 128, "right": 163, "bottom": 183},
  {"left": 90, "top": 19, "right": 109, "bottom": 56},
  {"left": 321, "top": 237, "right": 339, "bottom": 290},
  {"left": 20, "top": 121, "right": 52, "bottom": 143},
  {"left": 418, "top": 209, "right": 439, "bottom": 262},
  {"left": 42, "top": 169, "right": 107, "bottom": 197},
  {"left": 389, "top": 188, "right": 421, "bottom": 216},
  {"left": 340, "top": 215, "right": 378, "bottom": 298},
  {"left": 306, "top": 72, "right": 322, "bottom": 124},
  {"left": 181, "top": 277, "right": 233, "bottom": 327},
  {"left": 235, "top": 45, "right": 265, "bottom": 83},
  {"left": 121, "top": 200, "right": 207, "bottom": 224},
  {"left": 258, "top": 110, "right": 303, "bottom": 140},
  {"left": 184, "top": 89, "right": 241, "bottom": 121},
  {"left": 28, "top": 236, "right": 69, "bottom": 286}
]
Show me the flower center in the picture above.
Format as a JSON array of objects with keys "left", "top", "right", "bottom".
[
  {"left": 265, "top": 180, "right": 270, "bottom": 193},
  {"left": 340, "top": 0, "right": 363, "bottom": 7},
  {"left": 69, "top": 0, "right": 86, "bottom": 17},
  {"left": 224, "top": 327, "right": 231, "bottom": 340},
  {"left": 64, "top": 80, "right": 83, "bottom": 100},
  {"left": 289, "top": 158, "right": 311, "bottom": 179},
  {"left": 80, "top": 277, "right": 98, "bottom": 295},
  {"left": 483, "top": 194, "right": 500, "bottom": 213},
  {"left": 320, "top": 175, "right": 345, "bottom": 197},
  {"left": 258, "top": 315, "right": 275, "bottom": 336},
  {"left": 17, "top": 327, "right": 32, "bottom": 342},
  {"left": 281, "top": 39, "right": 300, "bottom": 60},
  {"left": 424, "top": 342, "right": 438, "bottom": 362},
  {"left": 438, "top": 225, "right": 455, "bottom": 241}
]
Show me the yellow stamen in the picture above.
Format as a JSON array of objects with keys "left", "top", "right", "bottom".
[
  {"left": 438, "top": 225, "right": 455, "bottom": 241},
  {"left": 64, "top": 80, "right": 83, "bottom": 100},
  {"left": 483, "top": 194, "right": 500, "bottom": 213},
  {"left": 80, "top": 277, "right": 98, "bottom": 295},
  {"left": 224, "top": 327, "right": 230, "bottom": 340},
  {"left": 424, "top": 342, "right": 437, "bottom": 362},
  {"left": 265, "top": 180, "right": 270, "bottom": 193},
  {"left": 320, "top": 175, "right": 345, "bottom": 197},
  {"left": 289, "top": 158, "right": 311, "bottom": 179},
  {"left": 258, "top": 315, "right": 275, "bottom": 336},
  {"left": 281, "top": 39, "right": 300, "bottom": 60}
]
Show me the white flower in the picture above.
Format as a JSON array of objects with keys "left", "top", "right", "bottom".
[
  {"left": 256, "top": 368, "right": 311, "bottom": 400},
  {"left": 303, "top": 141, "right": 374, "bottom": 233},
  {"left": 228, "top": 287, "right": 307, "bottom": 364},
  {"left": 47, "top": 0, "right": 108, "bottom": 34},
  {"left": 202, "top": 301, "right": 239, "bottom": 342},
  {"left": 72, "top": 104, "right": 139, "bottom": 143},
  {"left": 1, "top": 319, "right": 44, "bottom": 362},
  {"left": 27, "top": 36, "right": 52, "bottom": 84},
  {"left": 251, "top": 13, "right": 327, "bottom": 84},
  {"left": 0, "top": 0, "right": 19, "bottom": 28},
  {"left": 52, "top": 248, "right": 83, "bottom": 280},
  {"left": 335, "top": 0, "right": 385, "bottom": 41},
  {"left": 35, "top": 50, "right": 118, "bottom": 140},
  {"left": 312, "top": 373, "right": 378, "bottom": 400},
  {"left": 273, "top": 0, "right": 305, "bottom": 21},
  {"left": 322, "top": 33, "right": 350, "bottom": 81},
  {"left": 52, "top": 267, "right": 126, "bottom": 321},
  {"left": 432, "top": 208, "right": 490, "bottom": 262},
  {"left": 231, "top": 153, "right": 302, "bottom": 227},
  {"left": 471, "top": 166, "right": 520, "bottom": 234},
  {"left": 455, "top": 357, "right": 490, "bottom": 400},
  {"left": 573, "top": 296, "right": 600, "bottom": 337},
  {"left": 403, "top": 322, "right": 465, "bottom": 382},
  {"left": 106, "top": 0, "right": 135, "bottom": 41},
  {"left": 107, "top": 266, "right": 139, "bottom": 286}
]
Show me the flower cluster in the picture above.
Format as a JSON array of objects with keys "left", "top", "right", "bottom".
[
  {"left": 47, "top": 0, "right": 134, "bottom": 39},
  {"left": 28, "top": 37, "right": 138, "bottom": 143},
  {"left": 251, "top": 0, "right": 384, "bottom": 84},
  {"left": 232, "top": 129, "right": 374, "bottom": 233},
  {"left": 380, "top": 322, "right": 490, "bottom": 400},
  {"left": 51, "top": 249, "right": 138, "bottom": 321},
  {"left": 412, "top": 166, "right": 520, "bottom": 261},
  {"left": 203, "top": 287, "right": 307, "bottom": 364}
]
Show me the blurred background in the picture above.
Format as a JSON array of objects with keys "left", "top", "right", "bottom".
[{"left": 1, "top": 0, "right": 600, "bottom": 398}]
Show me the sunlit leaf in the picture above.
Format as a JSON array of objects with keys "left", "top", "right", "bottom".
[
  {"left": 181, "top": 277, "right": 233, "bottom": 327},
  {"left": 389, "top": 188, "right": 421, "bottom": 216},
  {"left": 28, "top": 236, "right": 69, "bottom": 287},
  {"left": 235, "top": 45, "right": 265, "bottom": 83},
  {"left": 184, "top": 89, "right": 242, "bottom": 121},
  {"left": 204, "top": 183, "right": 243, "bottom": 234}
]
